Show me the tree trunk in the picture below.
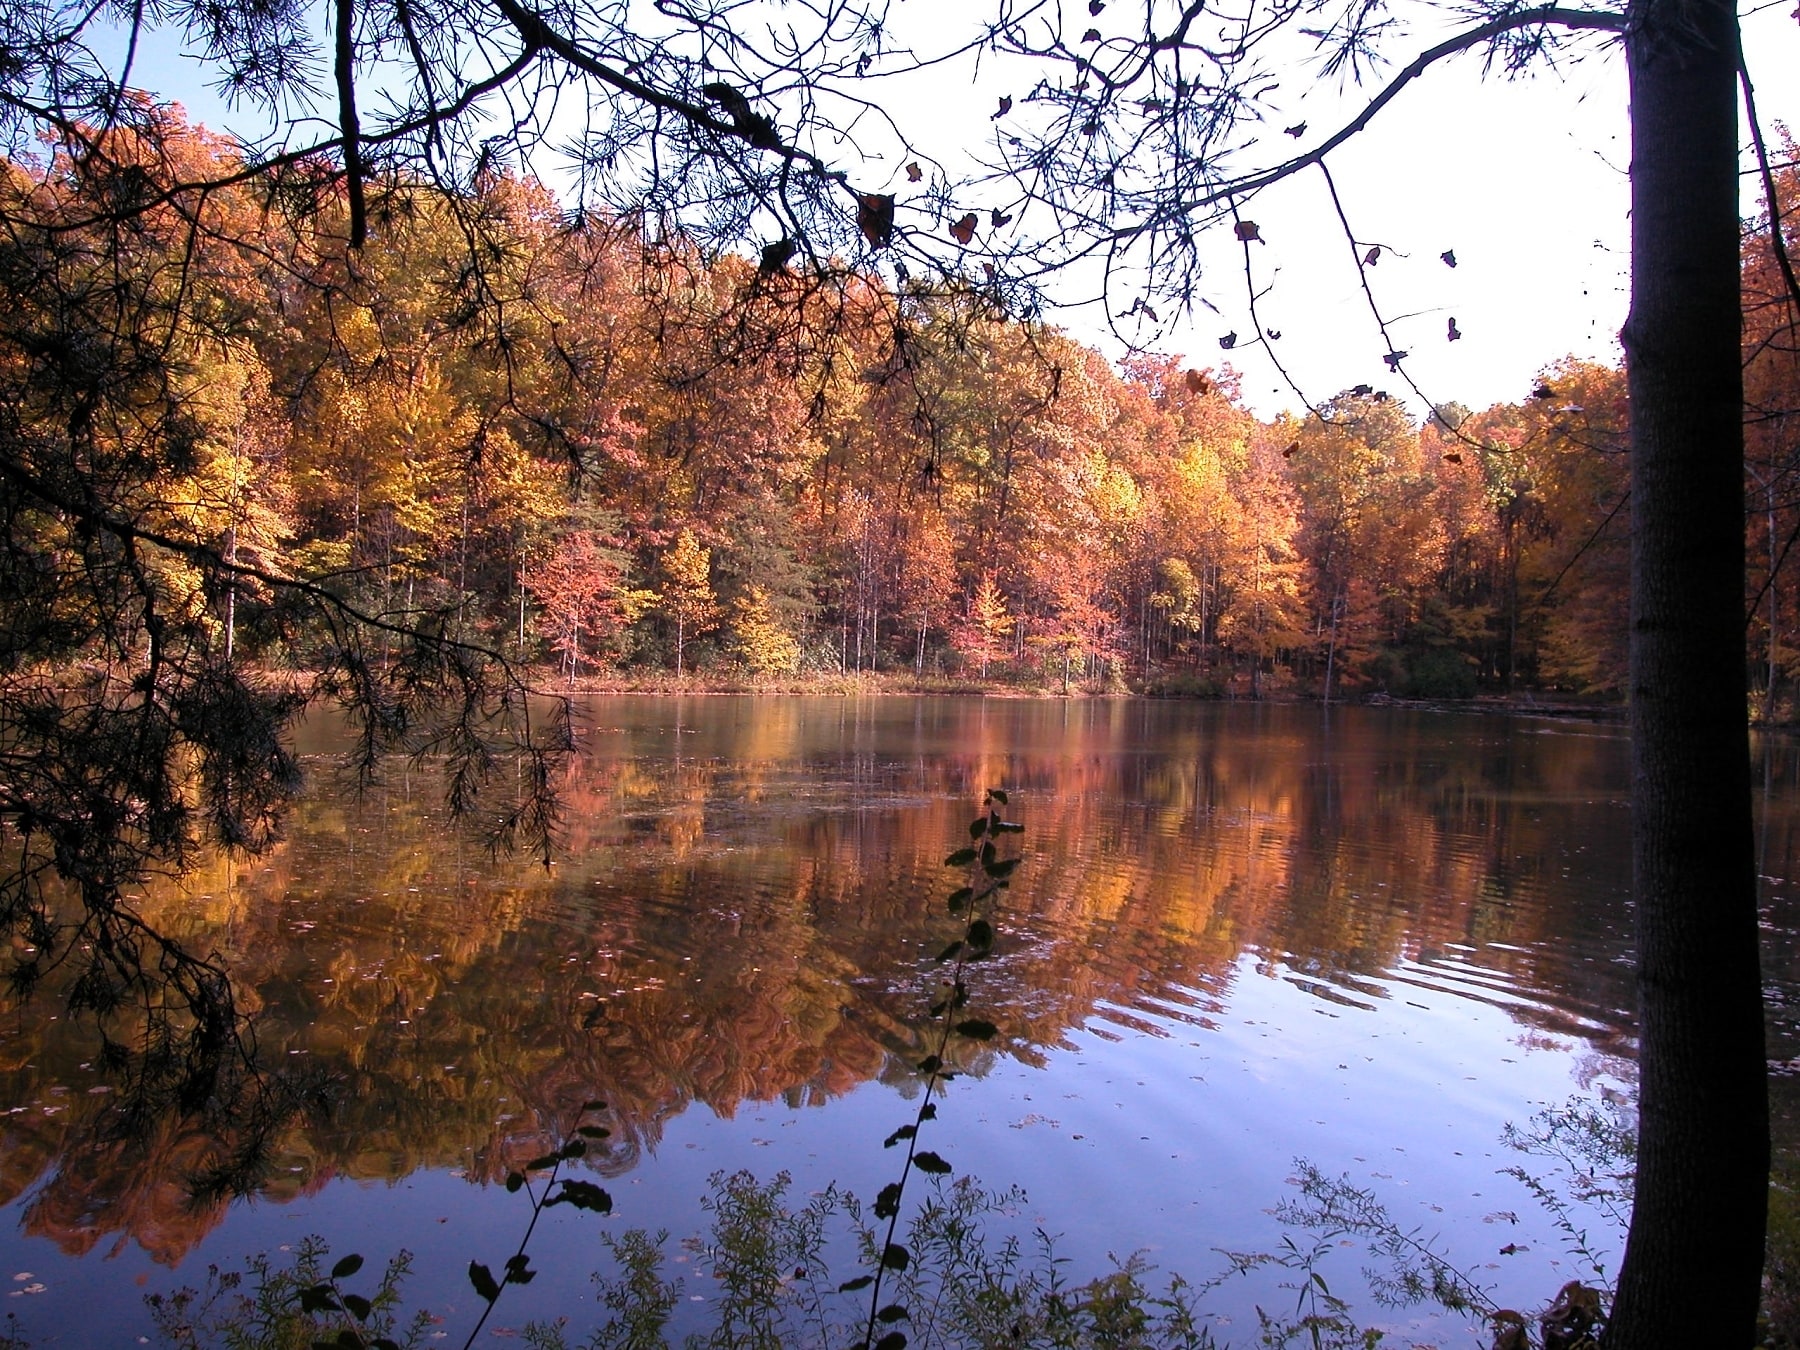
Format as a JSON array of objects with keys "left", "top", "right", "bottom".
[{"left": 1605, "top": 0, "right": 1767, "bottom": 1341}]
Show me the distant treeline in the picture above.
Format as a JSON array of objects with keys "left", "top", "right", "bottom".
[{"left": 7, "top": 108, "right": 1796, "bottom": 703}]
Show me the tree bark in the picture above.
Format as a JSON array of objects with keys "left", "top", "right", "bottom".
[{"left": 1606, "top": 0, "right": 1768, "bottom": 1341}]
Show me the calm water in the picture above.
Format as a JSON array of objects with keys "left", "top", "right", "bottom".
[{"left": 4, "top": 697, "right": 1799, "bottom": 1344}]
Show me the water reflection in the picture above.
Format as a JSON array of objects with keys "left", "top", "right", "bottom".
[{"left": 11, "top": 697, "right": 1792, "bottom": 1338}]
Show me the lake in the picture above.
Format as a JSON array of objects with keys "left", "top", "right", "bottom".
[{"left": 4, "top": 696, "right": 1798, "bottom": 1345}]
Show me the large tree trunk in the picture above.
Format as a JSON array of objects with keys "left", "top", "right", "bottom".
[{"left": 1606, "top": 0, "right": 1768, "bottom": 1341}]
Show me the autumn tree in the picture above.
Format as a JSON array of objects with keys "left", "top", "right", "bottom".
[
  {"left": 658, "top": 528, "right": 720, "bottom": 677},
  {"left": 953, "top": 574, "right": 1013, "bottom": 677},
  {"left": 520, "top": 517, "right": 651, "bottom": 682}
]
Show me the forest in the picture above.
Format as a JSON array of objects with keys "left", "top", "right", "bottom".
[{"left": 10, "top": 107, "right": 1795, "bottom": 708}]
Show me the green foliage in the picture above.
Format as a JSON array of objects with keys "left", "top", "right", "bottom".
[
  {"left": 145, "top": 1236, "right": 428, "bottom": 1350},
  {"left": 1498, "top": 1097, "right": 1635, "bottom": 1289},
  {"left": 516, "top": 1172, "right": 1216, "bottom": 1350}
]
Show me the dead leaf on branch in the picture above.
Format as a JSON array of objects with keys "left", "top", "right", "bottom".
[
  {"left": 1219, "top": 331, "right": 1237, "bottom": 349},
  {"left": 1234, "top": 220, "right": 1263, "bottom": 243},
  {"left": 948, "top": 213, "right": 978, "bottom": 245},
  {"left": 857, "top": 194, "right": 895, "bottom": 248},
  {"left": 992, "top": 96, "right": 1012, "bottom": 119},
  {"left": 906, "top": 162, "right": 922, "bottom": 182},
  {"left": 1448, "top": 317, "right": 1462, "bottom": 341}
]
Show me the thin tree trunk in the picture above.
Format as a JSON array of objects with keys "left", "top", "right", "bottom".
[
  {"left": 222, "top": 524, "right": 237, "bottom": 663},
  {"left": 1605, "top": 0, "right": 1767, "bottom": 1340}
]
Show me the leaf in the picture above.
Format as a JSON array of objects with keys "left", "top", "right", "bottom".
[
  {"left": 949, "top": 213, "right": 978, "bottom": 245},
  {"left": 1440, "top": 248, "right": 1458, "bottom": 267},
  {"left": 525, "top": 1153, "right": 561, "bottom": 1172},
  {"left": 936, "top": 940, "right": 963, "bottom": 962},
  {"left": 1089, "top": 0, "right": 1106, "bottom": 11},
  {"left": 1363, "top": 245, "right": 1381, "bottom": 266},
  {"left": 988, "top": 789, "right": 1008, "bottom": 804},
  {"left": 969, "top": 816, "right": 988, "bottom": 838},
  {"left": 917, "top": 1053, "right": 943, "bottom": 1073},
  {"left": 885, "top": 1124, "right": 916, "bottom": 1147},
  {"left": 578, "top": 1124, "right": 611, "bottom": 1138},
  {"left": 906, "top": 161, "right": 922, "bottom": 182},
  {"left": 877, "top": 1304, "right": 911, "bottom": 1323},
  {"left": 759, "top": 238, "right": 796, "bottom": 274},
  {"left": 1447, "top": 317, "right": 1462, "bottom": 342},
  {"left": 1284, "top": 121, "right": 1307, "bottom": 136},
  {"left": 331, "top": 1254, "right": 365, "bottom": 1280},
  {"left": 990, "top": 208, "right": 1012, "bottom": 227},
  {"left": 966, "top": 919, "right": 995, "bottom": 953},
  {"left": 840, "top": 1275, "right": 875, "bottom": 1293},
  {"left": 956, "top": 1018, "right": 998, "bottom": 1040},
  {"left": 857, "top": 194, "right": 896, "bottom": 248},
  {"left": 1219, "top": 331, "right": 1237, "bottom": 350},
  {"left": 992, "top": 96, "right": 1013, "bottom": 119},
  {"left": 881, "top": 1243, "right": 911, "bottom": 1271},
  {"left": 548, "top": 1179, "right": 613, "bottom": 1213},
  {"left": 1082, "top": 27, "right": 1102, "bottom": 40},
  {"left": 982, "top": 856, "right": 1019, "bottom": 879},
  {"left": 1382, "top": 350, "right": 1407, "bottom": 370},
  {"left": 995, "top": 820, "right": 1025, "bottom": 833},
  {"left": 1444, "top": 452, "right": 1464, "bottom": 464},
  {"left": 913, "top": 1151, "right": 953, "bottom": 1175},
  {"left": 1233, "top": 220, "right": 1261, "bottom": 242},
  {"left": 945, "top": 847, "right": 977, "bottom": 866},
  {"left": 946, "top": 886, "right": 974, "bottom": 911},
  {"left": 469, "top": 1262, "right": 501, "bottom": 1303},
  {"left": 300, "top": 1286, "right": 342, "bottom": 1314},
  {"left": 1267, "top": 328, "right": 1282, "bottom": 340},
  {"left": 1533, "top": 383, "right": 1555, "bottom": 399},
  {"left": 506, "top": 1254, "right": 533, "bottom": 1278},
  {"left": 582, "top": 1100, "right": 608, "bottom": 1113},
  {"left": 1283, "top": 442, "right": 1298, "bottom": 458},
  {"left": 1184, "top": 370, "right": 1210, "bottom": 394},
  {"left": 875, "top": 1335, "right": 908, "bottom": 1350},
  {"left": 875, "top": 1181, "right": 905, "bottom": 1218},
  {"left": 342, "top": 1294, "right": 373, "bottom": 1322},
  {"left": 920, "top": 1103, "right": 938, "bottom": 1120}
]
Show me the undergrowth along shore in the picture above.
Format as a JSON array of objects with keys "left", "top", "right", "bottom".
[{"left": 62, "top": 1096, "right": 1634, "bottom": 1350}]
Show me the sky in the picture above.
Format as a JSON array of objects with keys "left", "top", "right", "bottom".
[
  {"left": 981, "top": 0, "right": 1800, "bottom": 419},
  {"left": 112, "top": 0, "right": 1800, "bottom": 422}
]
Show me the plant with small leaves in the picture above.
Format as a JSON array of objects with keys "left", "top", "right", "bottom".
[
  {"left": 145, "top": 1235, "right": 428, "bottom": 1350},
  {"left": 462, "top": 1101, "right": 617, "bottom": 1349},
  {"left": 854, "top": 788, "right": 1022, "bottom": 1350}
]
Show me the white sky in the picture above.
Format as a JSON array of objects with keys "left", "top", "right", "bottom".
[
  {"left": 990, "top": 1, "right": 1800, "bottom": 419},
  {"left": 123, "top": 0, "right": 1800, "bottom": 420}
]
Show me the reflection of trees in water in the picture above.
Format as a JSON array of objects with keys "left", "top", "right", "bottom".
[{"left": 0, "top": 705, "right": 1647, "bottom": 1262}]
